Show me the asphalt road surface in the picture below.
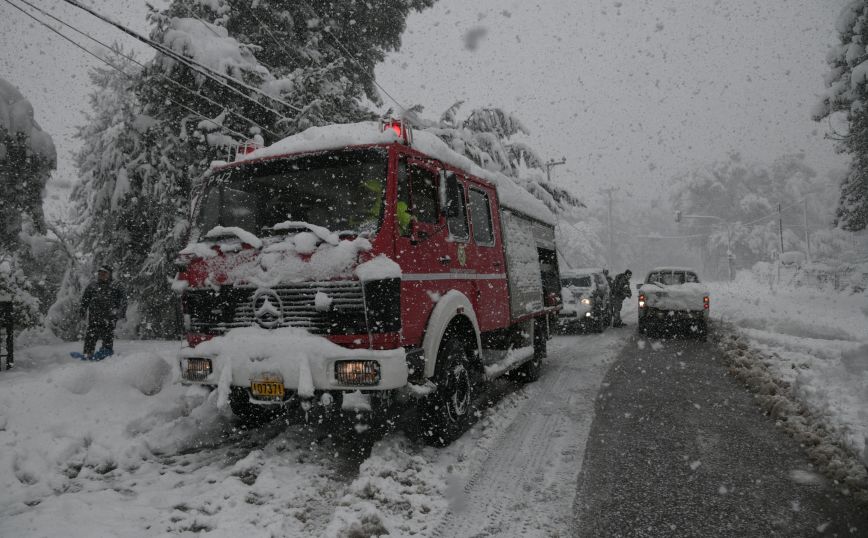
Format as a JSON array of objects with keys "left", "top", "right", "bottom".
[{"left": 572, "top": 334, "right": 867, "bottom": 537}]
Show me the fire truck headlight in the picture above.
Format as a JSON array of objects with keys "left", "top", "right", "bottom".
[
  {"left": 335, "top": 360, "right": 381, "bottom": 386},
  {"left": 180, "top": 357, "right": 212, "bottom": 381}
]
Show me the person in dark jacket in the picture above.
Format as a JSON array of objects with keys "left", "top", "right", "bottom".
[
  {"left": 80, "top": 265, "right": 126, "bottom": 358},
  {"left": 611, "top": 269, "right": 632, "bottom": 327}
]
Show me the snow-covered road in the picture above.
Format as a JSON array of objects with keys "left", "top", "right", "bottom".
[
  {"left": 431, "top": 330, "right": 627, "bottom": 537},
  {"left": 0, "top": 331, "right": 626, "bottom": 537}
]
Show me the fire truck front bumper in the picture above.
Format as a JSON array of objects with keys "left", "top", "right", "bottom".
[{"left": 179, "top": 346, "right": 409, "bottom": 396}]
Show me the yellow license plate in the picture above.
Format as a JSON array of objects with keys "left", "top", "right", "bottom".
[{"left": 251, "top": 379, "right": 285, "bottom": 399}]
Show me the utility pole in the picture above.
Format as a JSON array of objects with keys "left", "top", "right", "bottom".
[
  {"left": 544, "top": 158, "right": 566, "bottom": 183},
  {"left": 726, "top": 226, "right": 734, "bottom": 282},
  {"left": 601, "top": 187, "right": 619, "bottom": 269},
  {"left": 803, "top": 199, "right": 811, "bottom": 264},
  {"left": 778, "top": 202, "right": 784, "bottom": 254}
]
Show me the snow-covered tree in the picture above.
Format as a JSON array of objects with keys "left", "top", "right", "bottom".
[
  {"left": 62, "top": 1, "right": 435, "bottom": 338},
  {"left": 404, "top": 102, "right": 594, "bottom": 266},
  {"left": 405, "top": 102, "right": 584, "bottom": 213},
  {"left": 0, "top": 78, "right": 58, "bottom": 327},
  {"left": 670, "top": 153, "right": 836, "bottom": 277},
  {"left": 814, "top": 1, "right": 868, "bottom": 231}
]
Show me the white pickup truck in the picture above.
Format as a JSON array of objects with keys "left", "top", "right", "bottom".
[{"left": 637, "top": 267, "right": 709, "bottom": 339}]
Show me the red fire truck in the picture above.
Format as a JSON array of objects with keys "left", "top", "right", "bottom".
[{"left": 175, "top": 120, "right": 561, "bottom": 445}]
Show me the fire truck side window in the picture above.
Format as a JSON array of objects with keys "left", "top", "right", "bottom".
[
  {"left": 468, "top": 188, "right": 494, "bottom": 245},
  {"left": 446, "top": 179, "right": 469, "bottom": 241},
  {"left": 407, "top": 165, "right": 438, "bottom": 224}
]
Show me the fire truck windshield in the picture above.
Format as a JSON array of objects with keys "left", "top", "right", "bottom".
[{"left": 195, "top": 149, "right": 388, "bottom": 239}]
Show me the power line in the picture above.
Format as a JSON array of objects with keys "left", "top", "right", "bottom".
[
  {"left": 13, "top": 0, "right": 277, "bottom": 139},
  {"left": 59, "top": 0, "right": 301, "bottom": 119},
  {"left": 298, "top": 0, "right": 409, "bottom": 112},
  {"left": 2, "top": 0, "right": 249, "bottom": 141}
]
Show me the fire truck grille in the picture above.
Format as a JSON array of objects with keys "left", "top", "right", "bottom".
[{"left": 185, "top": 281, "right": 367, "bottom": 335}]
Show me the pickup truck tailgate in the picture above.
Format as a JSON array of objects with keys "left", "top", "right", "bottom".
[{"left": 642, "top": 283, "right": 709, "bottom": 311}]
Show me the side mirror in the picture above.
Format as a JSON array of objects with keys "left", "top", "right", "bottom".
[
  {"left": 636, "top": 284, "right": 643, "bottom": 290},
  {"left": 438, "top": 169, "right": 449, "bottom": 211}
]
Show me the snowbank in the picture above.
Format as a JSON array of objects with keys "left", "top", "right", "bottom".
[
  {"left": 0, "top": 341, "right": 226, "bottom": 521},
  {"left": 709, "top": 270, "right": 868, "bottom": 490}
]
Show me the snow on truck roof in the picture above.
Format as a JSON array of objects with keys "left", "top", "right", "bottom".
[{"left": 220, "top": 121, "right": 556, "bottom": 226}]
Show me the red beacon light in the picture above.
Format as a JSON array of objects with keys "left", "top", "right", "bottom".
[
  {"left": 232, "top": 134, "right": 265, "bottom": 161},
  {"left": 380, "top": 118, "right": 413, "bottom": 145}
]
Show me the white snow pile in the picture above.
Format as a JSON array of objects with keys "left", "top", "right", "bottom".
[
  {"left": 0, "top": 341, "right": 228, "bottom": 531},
  {"left": 238, "top": 121, "right": 556, "bottom": 225},
  {"left": 708, "top": 270, "right": 868, "bottom": 501},
  {"left": 0, "top": 77, "right": 56, "bottom": 163},
  {"left": 0, "top": 334, "right": 551, "bottom": 536},
  {"left": 354, "top": 254, "right": 401, "bottom": 282}
]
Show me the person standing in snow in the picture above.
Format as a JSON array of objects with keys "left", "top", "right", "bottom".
[
  {"left": 602, "top": 268, "right": 614, "bottom": 324},
  {"left": 79, "top": 265, "right": 126, "bottom": 359},
  {"left": 611, "top": 269, "right": 632, "bottom": 327}
]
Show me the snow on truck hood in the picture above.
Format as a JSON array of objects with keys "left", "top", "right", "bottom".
[
  {"left": 223, "top": 121, "right": 556, "bottom": 226},
  {"left": 177, "top": 224, "right": 400, "bottom": 289}
]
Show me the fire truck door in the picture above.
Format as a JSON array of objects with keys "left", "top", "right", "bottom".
[
  {"left": 394, "top": 159, "right": 466, "bottom": 343},
  {"left": 465, "top": 185, "right": 509, "bottom": 330}
]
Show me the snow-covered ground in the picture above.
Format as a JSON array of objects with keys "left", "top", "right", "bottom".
[
  {"left": 708, "top": 271, "right": 868, "bottom": 471},
  {"left": 0, "top": 332, "right": 625, "bottom": 536}
]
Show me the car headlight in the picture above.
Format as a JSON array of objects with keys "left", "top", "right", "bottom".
[{"left": 580, "top": 298, "right": 592, "bottom": 305}]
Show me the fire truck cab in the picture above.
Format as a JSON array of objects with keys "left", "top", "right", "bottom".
[{"left": 175, "top": 120, "right": 561, "bottom": 445}]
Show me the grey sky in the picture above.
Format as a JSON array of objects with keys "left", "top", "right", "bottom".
[
  {"left": 0, "top": 0, "right": 848, "bottom": 215},
  {"left": 375, "top": 0, "right": 848, "bottom": 205}
]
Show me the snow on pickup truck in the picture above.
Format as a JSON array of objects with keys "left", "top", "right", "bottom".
[{"left": 637, "top": 267, "right": 709, "bottom": 339}]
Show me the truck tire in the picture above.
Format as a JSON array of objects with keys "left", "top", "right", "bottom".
[
  {"left": 229, "top": 386, "right": 283, "bottom": 426},
  {"left": 513, "top": 319, "right": 545, "bottom": 383},
  {"left": 594, "top": 311, "right": 606, "bottom": 333},
  {"left": 418, "top": 334, "right": 474, "bottom": 447}
]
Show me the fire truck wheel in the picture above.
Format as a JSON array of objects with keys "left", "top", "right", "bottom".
[
  {"left": 419, "top": 335, "right": 474, "bottom": 447},
  {"left": 229, "top": 386, "right": 284, "bottom": 426}
]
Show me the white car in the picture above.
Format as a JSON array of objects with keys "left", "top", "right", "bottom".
[
  {"left": 637, "top": 267, "right": 710, "bottom": 340},
  {"left": 557, "top": 268, "right": 611, "bottom": 333}
]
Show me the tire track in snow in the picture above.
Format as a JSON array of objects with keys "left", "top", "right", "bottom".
[{"left": 432, "top": 332, "right": 626, "bottom": 537}]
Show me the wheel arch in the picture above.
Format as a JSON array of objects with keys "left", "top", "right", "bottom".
[{"left": 421, "top": 290, "right": 482, "bottom": 379}]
